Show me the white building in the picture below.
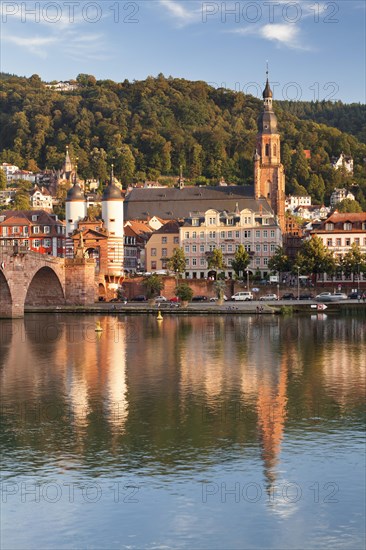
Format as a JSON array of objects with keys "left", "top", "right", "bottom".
[
  {"left": 330, "top": 188, "right": 355, "bottom": 208},
  {"left": 332, "top": 153, "right": 353, "bottom": 174},
  {"left": 285, "top": 195, "right": 312, "bottom": 212},
  {"left": 180, "top": 207, "right": 282, "bottom": 279},
  {"left": 30, "top": 185, "right": 53, "bottom": 211},
  {"left": 294, "top": 204, "right": 330, "bottom": 220}
]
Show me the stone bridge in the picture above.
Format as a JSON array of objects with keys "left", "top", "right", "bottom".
[{"left": 0, "top": 244, "right": 96, "bottom": 318}]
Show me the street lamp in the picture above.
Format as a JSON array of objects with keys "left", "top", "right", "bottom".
[{"left": 246, "top": 268, "right": 249, "bottom": 290}]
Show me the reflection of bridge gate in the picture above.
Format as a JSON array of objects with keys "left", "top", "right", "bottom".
[{"left": 0, "top": 244, "right": 96, "bottom": 318}]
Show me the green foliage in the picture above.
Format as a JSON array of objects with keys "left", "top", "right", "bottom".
[
  {"left": 207, "top": 248, "right": 225, "bottom": 270},
  {"left": 167, "top": 247, "right": 186, "bottom": 274},
  {"left": 341, "top": 244, "right": 366, "bottom": 277},
  {"left": 295, "top": 236, "right": 337, "bottom": 276},
  {"left": 280, "top": 306, "right": 293, "bottom": 316},
  {"left": 268, "top": 246, "right": 292, "bottom": 273},
  {"left": 143, "top": 274, "right": 164, "bottom": 299},
  {"left": 231, "top": 244, "right": 250, "bottom": 278},
  {"left": 175, "top": 283, "right": 193, "bottom": 302},
  {"left": 0, "top": 168, "right": 6, "bottom": 190},
  {"left": 87, "top": 204, "right": 102, "bottom": 220},
  {"left": 13, "top": 188, "right": 30, "bottom": 210},
  {"left": 333, "top": 198, "right": 363, "bottom": 213},
  {"left": 0, "top": 74, "right": 365, "bottom": 206}
]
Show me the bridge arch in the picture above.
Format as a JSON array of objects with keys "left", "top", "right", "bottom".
[
  {"left": 25, "top": 266, "right": 65, "bottom": 307},
  {"left": 0, "top": 270, "right": 12, "bottom": 318}
]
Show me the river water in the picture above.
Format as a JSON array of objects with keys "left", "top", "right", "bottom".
[{"left": 0, "top": 313, "right": 365, "bottom": 549}]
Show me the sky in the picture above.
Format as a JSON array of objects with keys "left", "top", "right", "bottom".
[{"left": 1, "top": 0, "right": 365, "bottom": 103}]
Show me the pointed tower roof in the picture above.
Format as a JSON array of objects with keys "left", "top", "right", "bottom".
[
  {"left": 262, "top": 78, "right": 273, "bottom": 99},
  {"left": 64, "top": 145, "right": 73, "bottom": 173},
  {"left": 102, "top": 164, "right": 123, "bottom": 201}
]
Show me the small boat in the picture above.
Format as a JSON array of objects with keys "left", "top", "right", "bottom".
[{"left": 95, "top": 322, "right": 103, "bottom": 332}]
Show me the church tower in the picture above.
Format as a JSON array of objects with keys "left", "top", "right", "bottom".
[{"left": 254, "top": 72, "right": 285, "bottom": 232}]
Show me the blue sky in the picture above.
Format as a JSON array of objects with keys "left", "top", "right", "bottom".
[{"left": 1, "top": 1, "right": 365, "bottom": 103}]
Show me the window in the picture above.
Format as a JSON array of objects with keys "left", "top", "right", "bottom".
[
  {"left": 263, "top": 230, "right": 268, "bottom": 238},
  {"left": 173, "top": 237, "right": 179, "bottom": 244},
  {"left": 209, "top": 244, "right": 215, "bottom": 252},
  {"left": 227, "top": 218, "right": 233, "bottom": 225},
  {"left": 336, "top": 238, "right": 341, "bottom": 246},
  {"left": 327, "top": 239, "right": 333, "bottom": 247},
  {"left": 221, "top": 244, "right": 226, "bottom": 252},
  {"left": 33, "top": 226, "right": 40, "bottom": 234},
  {"left": 185, "top": 245, "right": 189, "bottom": 253},
  {"left": 162, "top": 248, "right": 167, "bottom": 257},
  {"left": 44, "top": 226, "right": 50, "bottom": 234},
  {"left": 209, "top": 217, "right": 216, "bottom": 225},
  {"left": 43, "top": 238, "right": 51, "bottom": 247},
  {"left": 185, "top": 259, "right": 189, "bottom": 266},
  {"left": 220, "top": 231, "right": 225, "bottom": 238},
  {"left": 23, "top": 226, "right": 28, "bottom": 234},
  {"left": 151, "top": 248, "right": 157, "bottom": 256},
  {"left": 110, "top": 219, "right": 115, "bottom": 223},
  {"left": 256, "top": 244, "right": 261, "bottom": 252},
  {"left": 256, "top": 257, "right": 261, "bottom": 266},
  {"left": 244, "top": 230, "right": 251, "bottom": 239},
  {"left": 32, "top": 215, "right": 38, "bottom": 221},
  {"left": 270, "top": 244, "right": 276, "bottom": 252},
  {"left": 243, "top": 217, "right": 251, "bottom": 225},
  {"left": 192, "top": 245, "right": 197, "bottom": 253},
  {"left": 263, "top": 257, "right": 268, "bottom": 266},
  {"left": 192, "top": 258, "right": 197, "bottom": 266},
  {"left": 162, "top": 237, "right": 167, "bottom": 244},
  {"left": 33, "top": 239, "right": 40, "bottom": 248},
  {"left": 200, "top": 231, "right": 205, "bottom": 240},
  {"left": 228, "top": 244, "right": 233, "bottom": 252},
  {"left": 345, "top": 238, "right": 351, "bottom": 246},
  {"left": 209, "top": 231, "right": 216, "bottom": 239},
  {"left": 200, "top": 244, "right": 205, "bottom": 252},
  {"left": 326, "top": 223, "right": 334, "bottom": 231},
  {"left": 263, "top": 244, "right": 268, "bottom": 252},
  {"left": 244, "top": 245, "right": 251, "bottom": 252},
  {"left": 270, "top": 230, "right": 275, "bottom": 238},
  {"left": 192, "top": 218, "right": 199, "bottom": 226},
  {"left": 344, "top": 223, "right": 352, "bottom": 231},
  {"left": 354, "top": 238, "right": 360, "bottom": 245},
  {"left": 255, "top": 230, "right": 260, "bottom": 238},
  {"left": 235, "top": 231, "right": 240, "bottom": 238},
  {"left": 192, "top": 231, "right": 197, "bottom": 239},
  {"left": 200, "top": 258, "right": 206, "bottom": 266},
  {"left": 228, "top": 231, "right": 233, "bottom": 238},
  {"left": 151, "top": 261, "right": 157, "bottom": 270},
  {"left": 23, "top": 240, "right": 29, "bottom": 248},
  {"left": 185, "top": 231, "right": 189, "bottom": 239}
]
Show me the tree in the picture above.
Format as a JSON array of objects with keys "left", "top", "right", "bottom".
[
  {"left": 231, "top": 244, "right": 250, "bottom": 279},
  {"left": 143, "top": 274, "right": 164, "bottom": 299},
  {"left": 87, "top": 204, "right": 102, "bottom": 220},
  {"left": 333, "top": 198, "right": 363, "bottom": 213},
  {"left": 268, "top": 246, "right": 292, "bottom": 273},
  {"left": 308, "top": 174, "right": 325, "bottom": 204},
  {"left": 115, "top": 144, "right": 135, "bottom": 186},
  {"left": 291, "top": 143, "right": 310, "bottom": 186},
  {"left": 167, "top": 247, "right": 186, "bottom": 274},
  {"left": 341, "top": 244, "right": 366, "bottom": 280},
  {"left": 13, "top": 189, "right": 30, "bottom": 210},
  {"left": 175, "top": 283, "right": 193, "bottom": 302},
  {"left": 207, "top": 248, "right": 225, "bottom": 271},
  {"left": 0, "top": 168, "right": 6, "bottom": 190},
  {"left": 295, "top": 236, "right": 337, "bottom": 280},
  {"left": 213, "top": 280, "right": 226, "bottom": 301}
]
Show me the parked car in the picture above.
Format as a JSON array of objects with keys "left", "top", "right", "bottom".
[
  {"left": 231, "top": 292, "right": 253, "bottom": 301},
  {"left": 192, "top": 295, "right": 208, "bottom": 302},
  {"left": 348, "top": 292, "right": 361, "bottom": 300},
  {"left": 209, "top": 295, "right": 228, "bottom": 302},
  {"left": 282, "top": 293, "right": 296, "bottom": 300},
  {"left": 259, "top": 293, "right": 278, "bottom": 301},
  {"left": 131, "top": 295, "right": 147, "bottom": 302},
  {"left": 169, "top": 296, "right": 180, "bottom": 303},
  {"left": 330, "top": 292, "right": 347, "bottom": 301},
  {"left": 315, "top": 292, "right": 332, "bottom": 301},
  {"left": 155, "top": 296, "right": 167, "bottom": 303},
  {"left": 299, "top": 294, "right": 314, "bottom": 300},
  {"left": 109, "top": 297, "right": 128, "bottom": 304}
]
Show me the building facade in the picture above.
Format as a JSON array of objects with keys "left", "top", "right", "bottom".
[
  {"left": 145, "top": 221, "right": 180, "bottom": 272},
  {"left": 0, "top": 210, "right": 65, "bottom": 256},
  {"left": 180, "top": 207, "right": 282, "bottom": 279},
  {"left": 254, "top": 77, "right": 286, "bottom": 232}
]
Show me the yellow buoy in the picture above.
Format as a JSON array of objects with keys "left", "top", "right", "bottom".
[
  {"left": 157, "top": 311, "right": 163, "bottom": 321},
  {"left": 95, "top": 322, "right": 103, "bottom": 332}
]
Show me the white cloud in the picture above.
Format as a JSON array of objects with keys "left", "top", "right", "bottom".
[
  {"left": 158, "top": 0, "right": 201, "bottom": 25},
  {"left": 260, "top": 24, "right": 300, "bottom": 47}
]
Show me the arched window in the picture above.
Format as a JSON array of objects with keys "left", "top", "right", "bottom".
[{"left": 265, "top": 144, "right": 270, "bottom": 156}]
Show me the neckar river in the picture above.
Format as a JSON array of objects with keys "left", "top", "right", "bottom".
[{"left": 1, "top": 313, "right": 365, "bottom": 549}]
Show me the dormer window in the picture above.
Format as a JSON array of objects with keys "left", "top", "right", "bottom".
[
  {"left": 32, "top": 215, "right": 38, "bottom": 221},
  {"left": 192, "top": 218, "right": 199, "bottom": 226},
  {"left": 325, "top": 223, "right": 334, "bottom": 231},
  {"left": 343, "top": 222, "right": 352, "bottom": 231}
]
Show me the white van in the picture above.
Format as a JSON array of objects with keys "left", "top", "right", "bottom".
[{"left": 231, "top": 291, "right": 253, "bottom": 301}]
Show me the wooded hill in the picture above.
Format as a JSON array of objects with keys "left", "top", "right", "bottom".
[{"left": 1, "top": 73, "right": 365, "bottom": 208}]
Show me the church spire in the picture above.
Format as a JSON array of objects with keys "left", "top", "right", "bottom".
[{"left": 263, "top": 62, "right": 273, "bottom": 108}]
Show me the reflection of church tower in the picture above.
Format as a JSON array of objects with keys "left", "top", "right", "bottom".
[
  {"left": 254, "top": 72, "right": 286, "bottom": 232},
  {"left": 65, "top": 179, "right": 87, "bottom": 258},
  {"left": 256, "top": 353, "right": 288, "bottom": 494}
]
